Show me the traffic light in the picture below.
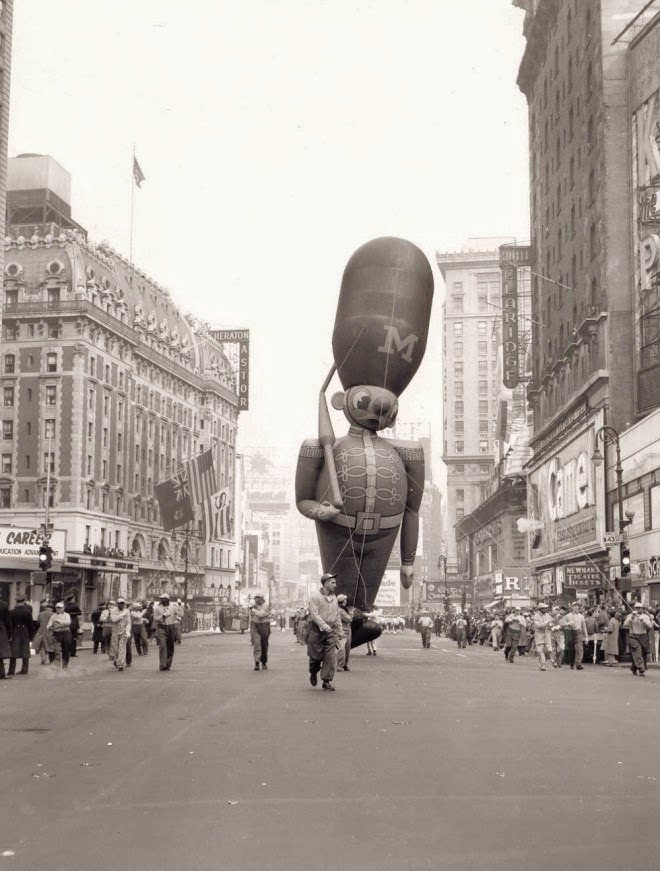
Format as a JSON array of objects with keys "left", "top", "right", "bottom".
[
  {"left": 38, "top": 543, "right": 53, "bottom": 570},
  {"left": 621, "top": 544, "right": 631, "bottom": 578}
]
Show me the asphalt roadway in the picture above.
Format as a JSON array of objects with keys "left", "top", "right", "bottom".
[{"left": 2, "top": 630, "right": 660, "bottom": 871}]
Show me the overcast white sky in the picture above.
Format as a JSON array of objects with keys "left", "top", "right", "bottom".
[{"left": 9, "top": 0, "right": 530, "bottom": 478}]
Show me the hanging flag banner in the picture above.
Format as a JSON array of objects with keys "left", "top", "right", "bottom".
[
  {"left": 185, "top": 448, "right": 217, "bottom": 506},
  {"left": 209, "top": 329, "right": 250, "bottom": 410},
  {"left": 155, "top": 470, "right": 195, "bottom": 531},
  {"left": 200, "top": 487, "right": 233, "bottom": 542}
]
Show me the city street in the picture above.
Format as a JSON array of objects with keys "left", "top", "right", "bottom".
[{"left": 2, "top": 630, "right": 660, "bottom": 870}]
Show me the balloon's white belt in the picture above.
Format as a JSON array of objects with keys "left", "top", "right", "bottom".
[{"left": 331, "top": 511, "right": 403, "bottom": 535}]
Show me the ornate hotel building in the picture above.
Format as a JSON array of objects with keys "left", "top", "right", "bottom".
[{"left": 0, "top": 154, "right": 241, "bottom": 613}]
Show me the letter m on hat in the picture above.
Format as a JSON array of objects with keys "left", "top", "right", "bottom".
[{"left": 377, "top": 325, "right": 419, "bottom": 363}]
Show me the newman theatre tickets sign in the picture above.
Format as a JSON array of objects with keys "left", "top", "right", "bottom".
[
  {"left": 210, "top": 329, "right": 250, "bottom": 410},
  {"left": 0, "top": 526, "right": 66, "bottom": 569},
  {"left": 527, "top": 410, "right": 605, "bottom": 566}
]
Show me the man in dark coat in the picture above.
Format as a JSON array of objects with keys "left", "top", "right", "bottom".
[
  {"left": 64, "top": 595, "right": 82, "bottom": 657},
  {"left": 9, "top": 593, "right": 35, "bottom": 675},
  {"left": 0, "top": 595, "right": 12, "bottom": 679},
  {"left": 91, "top": 602, "right": 105, "bottom": 654}
]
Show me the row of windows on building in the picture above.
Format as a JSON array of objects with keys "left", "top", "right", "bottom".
[
  {"left": 451, "top": 321, "right": 499, "bottom": 338},
  {"left": 453, "top": 380, "right": 497, "bottom": 397},
  {"left": 2, "top": 377, "right": 233, "bottom": 448},
  {"left": 452, "top": 421, "right": 496, "bottom": 436},
  {"left": 451, "top": 464, "right": 491, "bottom": 476},
  {"left": 449, "top": 361, "right": 493, "bottom": 378},
  {"left": 3, "top": 322, "right": 61, "bottom": 341},
  {"left": 451, "top": 341, "right": 498, "bottom": 358},
  {"left": 3, "top": 385, "right": 56, "bottom": 405},
  {"left": 451, "top": 440, "right": 492, "bottom": 456}
]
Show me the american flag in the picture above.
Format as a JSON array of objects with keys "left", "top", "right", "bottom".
[
  {"left": 133, "top": 155, "right": 146, "bottom": 188},
  {"left": 186, "top": 448, "right": 217, "bottom": 507}
]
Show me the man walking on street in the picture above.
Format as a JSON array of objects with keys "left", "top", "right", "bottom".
[
  {"left": 417, "top": 611, "right": 433, "bottom": 649},
  {"left": 249, "top": 593, "right": 271, "bottom": 670},
  {"left": 64, "top": 595, "right": 81, "bottom": 657},
  {"left": 154, "top": 593, "right": 178, "bottom": 671},
  {"left": 8, "top": 594, "right": 34, "bottom": 676},
  {"left": 504, "top": 608, "right": 525, "bottom": 662},
  {"left": 564, "top": 602, "right": 588, "bottom": 670},
  {"left": 336, "top": 594, "right": 353, "bottom": 670},
  {"left": 47, "top": 602, "right": 72, "bottom": 670},
  {"left": 550, "top": 607, "right": 566, "bottom": 668},
  {"left": 532, "top": 602, "right": 553, "bottom": 671},
  {"left": 455, "top": 613, "right": 468, "bottom": 649},
  {"left": 307, "top": 572, "right": 343, "bottom": 691},
  {"left": 109, "top": 597, "right": 131, "bottom": 671},
  {"left": 623, "top": 602, "right": 653, "bottom": 676}
]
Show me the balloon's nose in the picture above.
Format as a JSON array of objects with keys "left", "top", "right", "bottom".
[{"left": 372, "top": 397, "right": 392, "bottom": 418}]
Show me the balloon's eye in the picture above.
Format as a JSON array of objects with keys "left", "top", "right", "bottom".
[{"left": 351, "top": 390, "right": 371, "bottom": 412}]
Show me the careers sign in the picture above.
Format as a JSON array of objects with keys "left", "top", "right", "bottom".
[{"left": 0, "top": 526, "right": 66, "bottom": 569}]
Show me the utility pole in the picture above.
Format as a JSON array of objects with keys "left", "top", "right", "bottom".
[
  {"left": 42, "top": 434, "right": 53, "bottom": 599},
  {"left": 183, "top": 522, "right": 189, "bottom": 605}
]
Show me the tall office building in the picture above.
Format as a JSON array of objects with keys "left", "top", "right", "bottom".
[
  {"left": 436, "top": 238, "right": 515, "bottom": 579},
  {"left": 514, "top": 0, "right": 640, "bottom": 595}
]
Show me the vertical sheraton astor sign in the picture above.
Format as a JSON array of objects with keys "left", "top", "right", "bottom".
[{"left": 209, "top": 329, "right": 250, "bottom": 410}]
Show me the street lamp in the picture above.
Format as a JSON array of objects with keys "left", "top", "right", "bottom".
[
  {"left": 591, "top": 425, "right": 629, "bottom": 536},
  {"left": 592, "top": 424, "right": 635, "bottom": 603}
]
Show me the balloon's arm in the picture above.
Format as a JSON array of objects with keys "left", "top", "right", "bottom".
[
  {"left": 394, "top": 441, "right": 426, "bottom": 565},
  {"left": 318, "top": 365, "right": 343, "bottom": 509},
  {"left": 295, "top": 440, "right": 340, "bottom": 521}
]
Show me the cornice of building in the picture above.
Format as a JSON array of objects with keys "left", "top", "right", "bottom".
[
  {"left": 516, "top": 0, "right": 560, "bottom": 99},
  {"left": 4, "top": 227, "right": 242, "bottom": 404},
  {"left": 455, "top": 476, "right": 527, "bottom": 538}
]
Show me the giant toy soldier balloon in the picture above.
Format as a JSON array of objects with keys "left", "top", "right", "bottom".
[{"left": 295, "top": 237, "right": 434, "bottom": 649}]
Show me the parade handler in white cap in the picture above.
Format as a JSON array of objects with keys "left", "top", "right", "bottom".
[
  {"left": 532, "top": 602, "right": 553, "bottom": 671},
  {"left": 623, "top": 602, "right": 654, "bottom": 677},
  {"left": 249, "top": 593, "right": 271, "bottom": 671},
  {"left": 109, "top": 597, "right": 131, "bottom": 672},
  {"left": 307, "top": 572, "right": 343, "bottom": 691}
]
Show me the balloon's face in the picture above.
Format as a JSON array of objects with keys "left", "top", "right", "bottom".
[{"left": 343, "top": 386, "right": 399, "bottom": 431}]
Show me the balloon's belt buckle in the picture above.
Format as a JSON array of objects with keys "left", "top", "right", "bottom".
[{"left": 356, "top": 511, "right": 381, "bottom": 533}]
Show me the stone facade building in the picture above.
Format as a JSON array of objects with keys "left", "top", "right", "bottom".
[
  {"left": 515, "top": 0, "right": 641, "bottom": 600},
  {"left": 0, "top": 155, "right": 241, "bottom": 614}
]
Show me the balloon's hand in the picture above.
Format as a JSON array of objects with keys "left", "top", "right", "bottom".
[
  {"left": 400, "top": 564, "right": 414, "bottom": 589},
  {"left": 313, "top": 501, "right": 341, "bottom": 522}
]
